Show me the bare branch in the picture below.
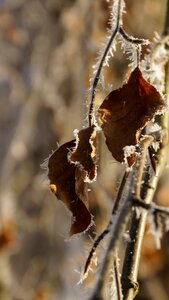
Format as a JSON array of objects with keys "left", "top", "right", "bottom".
[
  {"left": 88, "top": 0, "right": 123, "bottom": 126},
  {"left": 114, "top": 251, "right": 123, "bottom": 300},
  {"left": 132, "top": 197, "right": 169, "bottom": 217},
  {"left": 89, "top": 172, "right": 135, "bottom": 300},
  {"left": 121, "top": 1, "right": 169, "bottom": 297},
  {"left": 83, "top": 170, "right": 129, "bottom": 277},
  {"left": 119, "top": 27, "right": 149, "bottom": 45}
]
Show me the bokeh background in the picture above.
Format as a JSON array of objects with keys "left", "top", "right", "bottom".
[{"left": 0, "top": 0, "right": 168, "bottom": 299}]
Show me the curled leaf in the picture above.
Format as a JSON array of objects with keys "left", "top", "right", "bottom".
[
  {"left": 47, "top": 140, "right": 91, "bottom": 235},
  {"left": 70, "top": 125, "right": 97, "bottom": 182},
  {"left": 98, "top": 67, "right": 165, "bottom": 166}
]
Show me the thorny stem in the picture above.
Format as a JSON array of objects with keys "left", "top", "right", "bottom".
[{"left": 84, "top": 170, "right": 129, "bottom": 276}]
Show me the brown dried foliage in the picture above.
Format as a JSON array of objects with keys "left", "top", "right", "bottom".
[
  {"left": 70, "top": 125, "right": 97, "bottom": 181},
  {"left": 47, "top": 67, "right": 165, "bottom": 234},
  {"left": 98, "top": 67, "right": 165, "bottom": 166},
  {"left": 47, "top": 140, "right": 91, "bottom": 235}
]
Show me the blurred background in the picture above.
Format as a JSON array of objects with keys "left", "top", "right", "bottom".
[{"left": 0, "top": 0, "right": 168, "bottom": 299}]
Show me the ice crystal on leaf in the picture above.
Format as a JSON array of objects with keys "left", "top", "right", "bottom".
[{"left": 140, "top": 33, "right": 169, "bottom": 93}]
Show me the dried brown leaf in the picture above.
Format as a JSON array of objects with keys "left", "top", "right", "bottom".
[
  {"left": 98, "top": 67, "right": 165, "bottom": 166},
  {"left": 47, "top": 140, "right": 91, "bottom": 235},
  {"left": 70, "top": 126, "right": 97, "bottom": 182}
]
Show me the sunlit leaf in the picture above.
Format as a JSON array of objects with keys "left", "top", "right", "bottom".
[
  {"left": 47, "top": 140, "right": 91, "bottom": 235},
  {"left": 98, "top": 67, "right": 165, "bottom": 166},
  {"left": 70, "top": 125, "right": 97, "bottom": 182}
]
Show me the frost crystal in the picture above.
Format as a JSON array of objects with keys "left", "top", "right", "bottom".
[
  {"left": 109, "top": 0, "right": 126, "bottom": 29},
  {"left": 148, "top": 214, "right": 162, "bottom": 249},
  {"left": 140, "top": 33, "right": 169, "bottom": 93},
  {"left": 118, "top": 34, "right": 139, "bottom": 70},
  {"left": 105, "top": 267, "right": 120, "bottom": 300},
  {"left": 123, "top": 145, "right": 136, "bottom": 165}
]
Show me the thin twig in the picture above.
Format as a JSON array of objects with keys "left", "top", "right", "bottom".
[
  {"left": 88, "top": 0, "right": 122, "bottom": 126},
  {"left": 121, "top": 137, "right": 154, "bottom": 299},
  {"left": 114, "top": 250, "right": 123, "bottom": 300},
  {"left": 84, "top": 170, "right": 129, "bottom": 276},
  {"left": 88, "top": 2, "right": 150, "bottom": 127},
  {"left": 132, "top": 197, "right": 169, "bottom": 216},
  {"left": 119, "top": 27, "right": 149, "bottom": 45},
  {"left": 121, "top": 1, "right": 169, "bottom": 297},
  {"left": 134, "top": 136, "right": 154, "bottom": 198},
  {"left": 112, "top": 170, "right": 130, "bottom": 213},
  {"left": 89, "top": 201, "right": 132, "bottom": 300},
  {"left": 87, "top": 0, "right": 169, "bottom": 299},
  {"left": 89, "top": 172, "right": 135, "bottom": 300},
  {"left": 121, "top": 113, "right": 168, "bottom": 300},
  {"left": 84, "top": 227, "right": 109, "bottom": 276},
  {"left": 122, "top": 139, "right": 168, "bottom": 300},
  {"left": 163, "top": 0, "right": 169, "bottom": 36}
]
